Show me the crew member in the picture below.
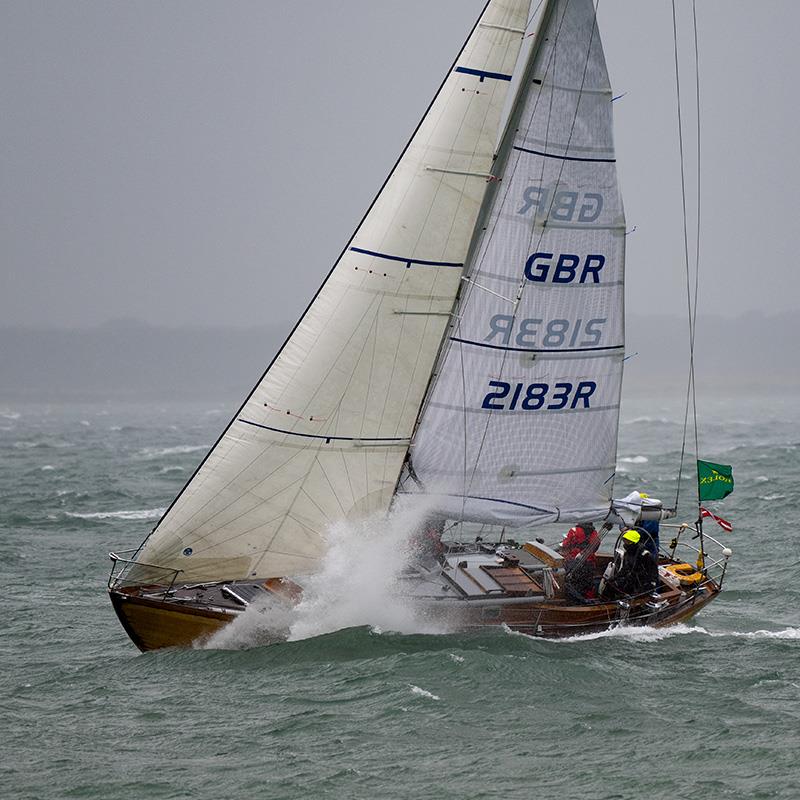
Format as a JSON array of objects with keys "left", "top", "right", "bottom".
[
  {"left": 560, "top": 522, "right": 601, "bottom": 563},
  {"left": 601, "top": 529, "right": 658, "bottom": 598},
  {"left": 561, "top": 522, "right": 601, "bottom": 603},
  {"left": 412, "top": 517, "right": 446, "bottom": 564}
]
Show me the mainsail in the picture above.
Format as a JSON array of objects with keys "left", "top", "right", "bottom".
[
  {"left": 405, "top": 0, "right": 625, "bottom": 527},
  {"left": 132, "top": 0, "right": 532, "bottom": 582}
]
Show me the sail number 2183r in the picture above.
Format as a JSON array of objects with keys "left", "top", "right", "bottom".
[{"left": 481, "top": 380, "right": 596, "bottom": 411}]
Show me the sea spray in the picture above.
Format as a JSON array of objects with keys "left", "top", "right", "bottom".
[
  {"left": 202, "top": 594, "right": 297, "bottom": 650},
  {"left": 288, "top": 495, "right": 452, "bottom": 641},
  {"left": 202, "top": 496, "right": 453, "bottom": 650}
]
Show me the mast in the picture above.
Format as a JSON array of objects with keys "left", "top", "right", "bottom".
[{"left": 128, "top": 0, "right": 533, "bottom": 584}]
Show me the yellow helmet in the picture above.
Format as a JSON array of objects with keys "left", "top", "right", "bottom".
[{"left": 622, "top": 529, "right": 641, "bottom": 544}]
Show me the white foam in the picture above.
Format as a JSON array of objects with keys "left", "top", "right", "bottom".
[
  {"left": 198, "top": 498, "right": 452, "bottom": 650},
  {"left": 566, "top": 623, "right": 705, "bottom": 643},
  {"left": 41, "top": 465, "right": 56, "bottom": 471},
  {"left": 727, "top": 628, "right": 800, "bottom": 640},
  {"left": 502, "top": 622, "right": 704, "bottom": 644},
  {"left": 618, "top": 455, "right": 648, "bottom": 464},
  {"left": 66, "top": 507, "right": 165, "bottom": 520},
  {"left": 0, "top": 410, "right": 21, "bottom": 420},
  {"left": 754, "top": 476, "right": 769, "bottom": 483},
  {"left": 759, "top": 494, "right": 785, "bottom": 501},
  {"left": 139, "top": 445, "right": 206, "bottom": 458},
  {"left": 409, "top": 685, "right": 440, "bottom": 701},
  {"left": 202, "top": 595, "right": 297, "bottom": 650},
  {"left": 288, "top": 496, "right": 452, "bottom": 641},
  {"left": 505, "top": 622, "right": 800, "bottom": 644}
]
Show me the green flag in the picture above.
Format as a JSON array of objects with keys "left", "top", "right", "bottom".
[{"left": 697, "top": 460, "right": 734, "bottom": 501}]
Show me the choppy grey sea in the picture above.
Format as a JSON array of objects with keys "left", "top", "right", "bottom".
[{"left": 2, "top": 393, "right": 798, "bottom": 800}]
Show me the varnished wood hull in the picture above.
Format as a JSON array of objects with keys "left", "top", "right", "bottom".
[
  {"left": 109, "top": 588, "right": 235, "bottom": 652},
  {"left": 110, "top": 580, "right": 721, "bottom": 651},
  {"left": 453, "top": 583, "right": 720, "bottom": 638}
]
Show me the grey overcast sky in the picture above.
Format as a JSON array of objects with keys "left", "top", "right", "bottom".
[{"left": 1, "top": 1, "right": 797, "bottom": 329}]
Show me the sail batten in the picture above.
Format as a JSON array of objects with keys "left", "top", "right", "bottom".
[
  {"left": 130, "top": 0, "right": 533, "bottom": 583},
  {"left": 407, "top": 0, "right": 625, "bottom": 528}
]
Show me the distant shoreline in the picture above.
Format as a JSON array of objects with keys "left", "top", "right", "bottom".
[{"left": 1, "top": 313, "right": 796, "bottom": 402}]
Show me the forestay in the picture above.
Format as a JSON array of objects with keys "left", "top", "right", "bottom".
[
  {"left": 406, "top": 0, "right": 625, "bottom": 527},
  {"left": 131, "top": 0, "right": 532, "bottom": 583}
]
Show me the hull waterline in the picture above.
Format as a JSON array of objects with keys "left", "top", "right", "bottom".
[{"left": 109, "top": 575, "right": 721, "bottom": 651}]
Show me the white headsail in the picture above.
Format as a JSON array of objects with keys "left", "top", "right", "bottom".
[
  {"left": 405, "top": 0, "right": 625, "bottom": 527},
  {"left": 132, "top": 0, "right": 532, "bottom": 582}
]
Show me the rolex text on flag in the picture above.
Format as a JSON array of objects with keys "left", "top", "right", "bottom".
[{"left": 697, "top": 460, "right": 734, "bottom": 502}]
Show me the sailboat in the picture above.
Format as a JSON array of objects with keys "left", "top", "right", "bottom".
[{"left": 109, "top": 0, "right": 732, "bottom": 651}]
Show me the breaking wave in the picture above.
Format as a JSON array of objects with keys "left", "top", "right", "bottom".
[
  {"left": 202, "top": 594, "right": 297, "bottom": 650},
  {"left": 287, "top": 496, "right": 452, "bottom": 642},
  {"left": 505, "top": 623, "right": 800, "bottom": 644},
  {"left": 203, "top": 497, "right": 453, "bottom": 650},
  {"left": 138, "top": 445, "right": 206, "bottom": 458},
  {"left": 726, "top": 628, "right": 800, "bottom": 640},
  {"left": 409, "top": 685, "right": 440, "bottom": 701},
  {"left": 66, "top": 507, "right": 165, "bottom": 520}
]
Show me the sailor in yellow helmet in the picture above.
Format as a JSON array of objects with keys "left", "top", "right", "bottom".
[{"left": 600, "top": 528, "right": 657, "bottom": 598}]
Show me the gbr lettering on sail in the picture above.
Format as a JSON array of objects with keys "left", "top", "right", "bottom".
[{"left": 479, "top": 183, "right": 611, "bottom": 412}]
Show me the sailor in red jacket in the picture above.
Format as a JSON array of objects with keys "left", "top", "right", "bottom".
[
  {"left": 560, "top": 523, "right": 601, "bottom": 563},
  {"left": 560, "top": 522, "right": 601, "bottom": 602}
]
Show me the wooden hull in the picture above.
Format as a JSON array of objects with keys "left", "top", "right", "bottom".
[
  {"left": 109, "top": 588, "right": 235, "bottom": 652},
  {"left": 110, "top": 579, "right": 721, "bottom": 651},
  {"left": 452, "top": 583, "right": 720, "bottom": 638}
]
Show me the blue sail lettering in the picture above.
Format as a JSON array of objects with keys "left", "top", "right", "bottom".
[
  {"left": 524, "top": 253, "right": 606, "bottom": 284},
  {"left": 480, "top": 381, "right": 598, "bottom": 410},
  {"left": 517, "top": 187, "right": 604, "bottom": 222}
]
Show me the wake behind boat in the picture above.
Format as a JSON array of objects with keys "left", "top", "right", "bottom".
[{"left": 108, "top": 0, "right": 734, "bottom": 651}]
